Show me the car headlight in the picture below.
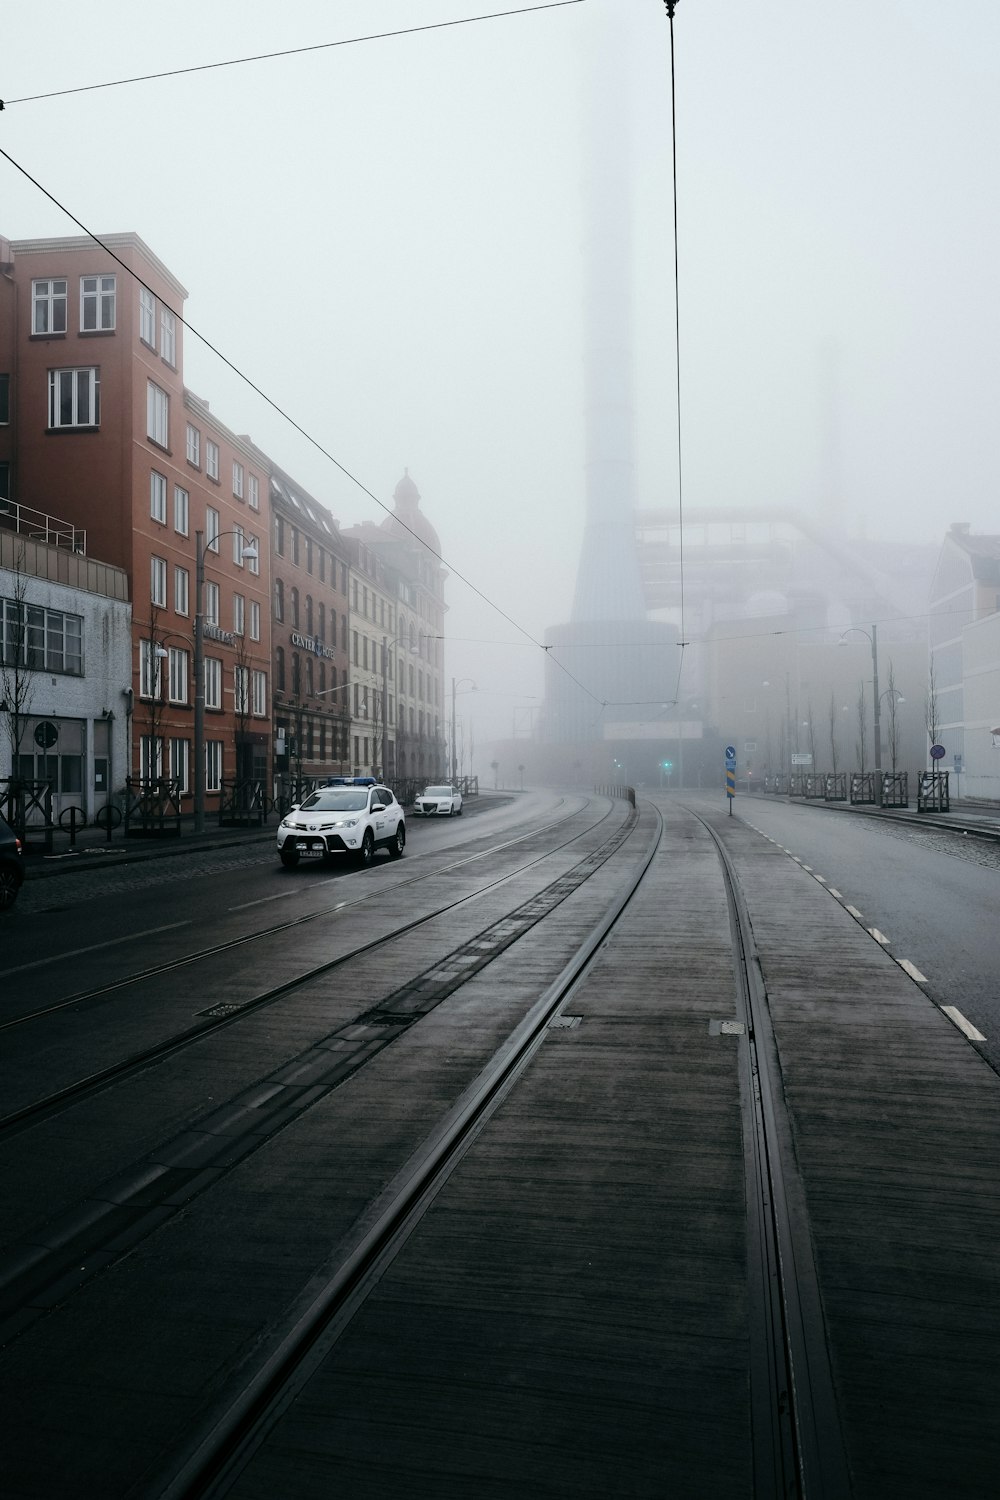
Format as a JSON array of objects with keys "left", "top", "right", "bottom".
[
  {"left": 279, "top": 816, "right": 294, "bottom": 829},
  {"left": 333, "top": 817, "right": 359, "bottom": 828}
]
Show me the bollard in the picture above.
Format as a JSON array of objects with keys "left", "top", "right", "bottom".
[{"left": 58, "top": 805, "right": 86, "bottom": 847}]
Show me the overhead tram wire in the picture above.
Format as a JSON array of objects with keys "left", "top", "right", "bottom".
[
  {"left": 0, "top": 144, "right": 602, "bottom": 711},
  {"left": 0, "top": 1, "right": 586, "bottom": 108},
  {"left": 660, "top": 2, "right": 688, "bottom": 739}
]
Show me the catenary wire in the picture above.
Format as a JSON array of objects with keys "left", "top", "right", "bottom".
[
  {"left": 0, "top": 3, "right": 585, "bottom": 108},
  {"left": 0, "top": 143, "right": 604, "bottom": 709}
]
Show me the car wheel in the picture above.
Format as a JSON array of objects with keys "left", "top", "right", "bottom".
[
  {"left": 389, "top": 824, "right": 405, "bottom": 859},
  {"left": 279, "top": 846, "right": 300, "bottom": 868},
  {"left": 356, "top": 830, "right": 375, "bottom": 867},
  {"left": 0, "top": 867, "right": 22, "bottom": 910},
  {"left": 457, "top": 806, "right": 463, "bottom": 816}
]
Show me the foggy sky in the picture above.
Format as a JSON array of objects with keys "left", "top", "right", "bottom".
[{"left": 2, "top": 0, "right": 998, "bottom": 743}]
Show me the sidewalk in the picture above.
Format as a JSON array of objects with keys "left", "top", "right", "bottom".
[
  {"left": 18, "top": 814, "right": 276, "bottom": 880},
  {"left": 748, "top": 790, "right": 1000, "bottom": 842}
]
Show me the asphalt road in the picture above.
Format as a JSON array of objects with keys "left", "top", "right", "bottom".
[{"left": 727, "top": 793, "right": 1000, "bottom": 1071}]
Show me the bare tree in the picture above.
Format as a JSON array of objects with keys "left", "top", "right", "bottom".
[
  {"left": 855, "top": 682, "right": 869, "bottom": 771},
  {"left": 827, "top": 692, "right": 839, "bottom": 777},
  {"left": 368, "top": 684, "right": 384, "bottom": 778},
  {"left": 805, "top": 700, "right": 818, "bottom": 770},
  {"left": 232, "top": 631, "right": 253, "bottom": 783},
  {"left": 0, "top": 546, "right": 37, "bottom": 783},
  {"left": 885, "top": 660, "right": 902, "bottom": 772},
  {"left": 925, "top": 655, "right": 940, "bottom": 762}
]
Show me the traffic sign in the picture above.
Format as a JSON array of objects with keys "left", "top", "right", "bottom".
[
  {"left": 726, "top": 769, "right": 736, "bottom": 798},
  {"left": 930, "top": 744, "right": 945, "bottom": 760},
  {"left": 34, "top": 720, "right": 59, "bottom": 749},
  {"left": 725, "top": 745, "right": 736, "bottom": 760}
]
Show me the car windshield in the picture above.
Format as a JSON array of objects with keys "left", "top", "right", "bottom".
[
  {"left": 299, "top": 790, "right": 368, "bottom": 813},
  {"left": 424, "top": 786, "right": 453, "bottom": 797}
]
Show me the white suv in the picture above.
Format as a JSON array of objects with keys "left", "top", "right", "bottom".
[
  {"left": 278, "top": 784, "right": 405, "bottom": 868},
  {"left": 414, "top": 784, "right": 463, "bottom": 817}
]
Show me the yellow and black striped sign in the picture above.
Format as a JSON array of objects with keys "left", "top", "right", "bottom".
[{"left": 726, "top": 769, "right": 736, "bottom": 797}]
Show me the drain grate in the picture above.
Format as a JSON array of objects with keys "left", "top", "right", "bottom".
[{"left": 549, "top": 1014, "right": 582, "bottom": 1030}]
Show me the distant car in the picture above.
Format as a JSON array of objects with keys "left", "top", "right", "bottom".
[
  {"left": 414, "top": 784, "right": 463, "bottom": 817},
  {"left": 277, "top": 783, "right": 405, "bottom": 868},
  {"left": 0, "top": 812, "right": 25, "bottom": 910}
]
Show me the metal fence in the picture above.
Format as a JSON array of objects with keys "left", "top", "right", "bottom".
[
  {"left": 124, "top": 777, "right": 182, "bottom": 837},
  {"left": 0, "top": 777, "right": 55, "bottom": 849},
  {"left": 880, "top": 772, "right": 908, "bottom": 808},
  {"left": 917, "top": 770, "right": 950, "bottom": 812}
]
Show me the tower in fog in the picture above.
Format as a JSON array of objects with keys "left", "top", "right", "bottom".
[{"left": 542, "top": 6, "right": 678, "bottom": 763}]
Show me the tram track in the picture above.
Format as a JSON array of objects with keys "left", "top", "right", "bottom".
[
  {"left": 139, "top": 806, "right": 664, "bottom": 1500},
  {"left": 690, "top": 805, "right": 852, "bottom": 1499},
  {"left": 0, "top": 803, "right": 647, "bottom": 1352}
]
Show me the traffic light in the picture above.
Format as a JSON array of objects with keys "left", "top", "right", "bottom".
[{"left": 662, "top": 760, "right": 673, "bottom": 770}]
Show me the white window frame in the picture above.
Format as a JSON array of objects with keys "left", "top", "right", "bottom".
[
  {"left": 150, "top": 470, "right": 167, "bottom": 524},
  {"left": 252, "top": 669, "right": 267, "bottom": 716},
  {"left": 232, "top": 524, "right": 245, "bottom": 567},
  {"left": 233, "top": 592, "right": 245, "bottom": 636},
  {"left": 205, "top": 740, "right": 223, "bottom": 792},
  {"left": 168, "top": 646, "right": 189, "bottom": 704},
  {"left": 248, "top": 473, "right": 259, "bottom": 510},
  {"left": 160, "top": 308, "right": 176, "bottom": 366},
  {"left": 247, "top": 533, "right": 260, "bottom": 576},
  {"left": 249, "top": 600, "right": 261, "bottom": 642},
  {"left": 204, "top": 580, "right": 220, "bottom": 627},
  {"left": 150, "top": 555, "right": 167, "bottom": 608},
  {"left": 33, "top": 278, "right": 67, "bottom": 335},
  {"left": 173, "top": 485, "right": 189, "bottom": 536},
  {"left": 206, "top": 506, "right": 220, "bottom": 552},
  {"left": 48, "top": 367, "right": 99, "bottom": 428},
  {"left": 234, "top": 665, "right": 250, "bottom": 715},
  {"left": 232, "top": 460, "right": 244, "bottom": 499},
  {"left": 140, "top": 639, "right": 160, "bottom": 699},
  {"left": 205, "top": 656, "right": 222, "bottom": 710},
  {"left": 169, "top": 737, "right": 189, "bottom": 794},
  {"left": 140, "top": 734, "right": 164, "bottom": 781},
  {"left": 185, "top": 422, "right": 200, "bottom": 466},
  {"left": 174, "top": 565, "right": 189, "bottom": 616},
  {"left": 146, "top": 380, "right": 169, "bottom": 447},
  {"left": 205, "top": 439, "right": 220, "bottom": 481},
  {"left": 80, "top": 274, "right": 116, "bottom": 332},
  {"left": 139, "top": 287, "right": 156, "bottom": 345}
]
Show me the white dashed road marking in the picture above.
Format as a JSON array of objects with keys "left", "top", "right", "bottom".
[
  {"left": 869, "top": 928, "right": 890, "bottom": 945},
  {"left": 899, "top": 959, "right": 927, "bottom": 983},
  {"left": 846, "top": 905, "right": 864, "bottom": 921},
  {"left": 941, "top": 1005, "right": 986, "bottom": 1042}
]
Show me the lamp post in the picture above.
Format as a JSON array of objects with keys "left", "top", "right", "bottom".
[
  {"left": 194, "top": 528, "right": 257, "bottom": 834},
  {"left": 451, "top": 677, "right": 476, "bottom": 783},
  {"left": 841, "top": 624, "right": 881, "bottom": 774}
]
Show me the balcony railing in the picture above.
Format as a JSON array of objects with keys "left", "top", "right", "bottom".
[{"left": 0, "top": 498, "right": 86, "bottom": 553}]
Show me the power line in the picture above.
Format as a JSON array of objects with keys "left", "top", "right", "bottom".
[
  {"left": 0, "top": 142, "right": 603, "bottom": 709},
  {"left": 0, "top": 2, "right": 585, "bottom": 108}
]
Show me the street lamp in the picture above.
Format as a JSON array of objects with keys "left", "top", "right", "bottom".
[
  {"left": 194, "top": 529, "right": 257, "bottom": 834},
  {"left": 840, "top": 624, "right": 881, "bottom": 774},
  {"left": 451, "top": 677, "right": 476, "bottom": 783}
]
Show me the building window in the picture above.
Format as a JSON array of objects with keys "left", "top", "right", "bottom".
[
  {"left": 205, "top": 740, "right": 222, "bottom": 792},
  {"left": 233, "top": 592, "right": 245, "bottom": 636},
  {"left": 168, "top": 647, "right": 189, "bottom": 704},
  {"left": 306, "top": 657, "right": 314, "bottom": 696},
  {"left": 252, "top": 670, "right": 267, "bottom": 716},
  {"left": 173, "top": 485, "right": 189, "bottom": 536},
  {"left": 80, "top": 274, "right": 116, "bottom": 332},
  {"left": 246, "top": 534, "right": 260, "bottom": 576},
  {"left": 1, "top": 598, "right": 83, "bottom": 675},
  {"left": 151, "top": 555, "right": 167, "bottom": 607},
  {"left": 232, "top": 460, "right": 244, "bottom": 499},
  {"left": 33, "top": 278, "right": 67, "bottom": 335},
  {"left": 186, "top": 422, "right": 200, "bottom": 466},
  {"left": 204, "top": 580, "right": 220, "bottom": 626},
  {"left": 206, "top": 439, "right": 219, "bottom": 481},
  {"left": 205, "top": 657, "right": 222, "bottom": 710},
  {"left": 306, "top": 595, "right": 314, "bottom": 635},
  {"left": 248, "top": 473, "right": 259, "bottom": 510},
  {"left": 291, "top": 587, "right": 299, "bottom": 628},
  {"left": 150, "top": 470, "right": 167, "bottom": 524},
  {"left": 317, "top": 603, "right": 325, "bottom": 642},
  {"left": 274, "top": 515, "right": 284, "bottom": 556},
  {"left": 250, "top": 600, "right": 261, "bottom": 641},
  {"left": 139, "top": 287, "right": 156, "bottom": 345},
  {"left": 306, "top": 539, "right": 313, "bottom": 575},
  {"left": 274, "top": 578, "right": 284, "bottom": 622},
  {"left": 175, "top": 565, "right": 189, "bottom": 616},
  {"left": 276, "top": 646, "right": 285, "bottom": 692},
  {"left": 48, "top": 367, "right": 99, "bottom": 428},
  {"left": 169, "top": 738, "right": 189, "bottom": 793},
  {"left": 146, "top": 381, "right": 169, "bottom": 447},
  {"left": 234, "top": 665, "right": 249, "bottom": 715},
  {"left": 232, "top": 524, "right": 246, "bottom": 566},
  {"left": 0, "top": 373, "right": 8, "bottom": 424},
  {"left": 139, "top": 639, "right": 163, "bottom": 699},
  {"left": 160, "top": 308, "right": 176, "bottom": 365},
  {"left": 290, "top": 528, "right": 299, "bottom": 566},
  {"left": 292, "top": 653, "right": 301, "bottom": 697},
  {"left": 140, "top": 735, "right": 163, "bottom": 781},
  {"left": 206, "top": 506, "right": 220, "bottom": 551}
]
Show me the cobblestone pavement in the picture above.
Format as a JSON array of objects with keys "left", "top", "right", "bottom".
[{"left": 11, "top": 838, "right": 276, "bottom": 916}]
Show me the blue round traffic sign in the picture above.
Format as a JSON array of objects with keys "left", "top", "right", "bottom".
[
  {"left": 930, "top": 744, "right": 945, "bottom": 760},
  {"left": 725, "top": 745, "right": 736, "bottom": 760}
]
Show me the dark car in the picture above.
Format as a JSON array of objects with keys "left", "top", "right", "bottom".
[{"left": 0, "top": 813, "right": 25, "bottom": 911}]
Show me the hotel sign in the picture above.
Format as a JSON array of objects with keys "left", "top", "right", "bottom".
[
  {"left": 203, "top": 622, "right": 237, "bottom": 646},
  {"left": 291, "top": 631, "right": 336, "bottom": 660}
]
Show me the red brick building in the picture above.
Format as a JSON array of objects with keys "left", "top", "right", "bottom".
[{"left": 0, "top": 232, "right": 271, "bottom": 808}]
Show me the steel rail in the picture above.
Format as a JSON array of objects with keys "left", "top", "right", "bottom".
[{"left": 693, "top": 808, "right": 852, "bottom": 1499}]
